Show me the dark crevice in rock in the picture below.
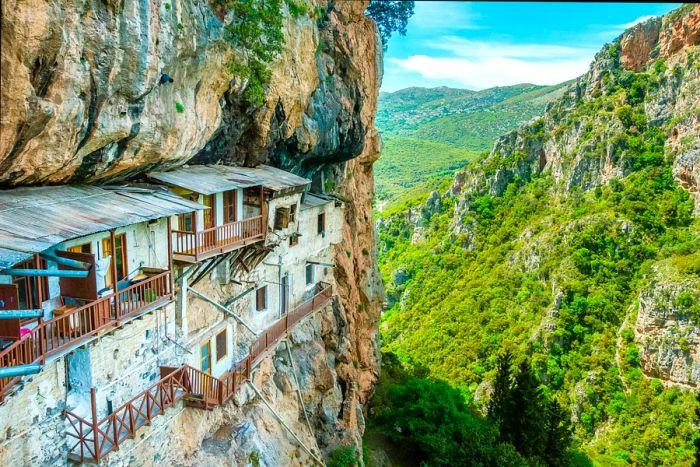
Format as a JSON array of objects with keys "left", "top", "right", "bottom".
[
  {"left": 74, "top": 71, "right": 106, "bottom": 154},
  {"left": 30, "top": 57, "right": 58, "bottom": 98}
]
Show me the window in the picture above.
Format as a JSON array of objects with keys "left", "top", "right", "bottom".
[
  {"left": 202, "top": 194, "right": 216, "bottom": 229},
  {"left": 102, "top": 233, "right": 128, "bottom": 288},
  {"left": 317, "top": 212, "right": 326, "bottom": 235},
  {"left": 305, "top": 264, "right": 315, "bottom": 286},
  {"left": 289, "top": 232, "right": 299, "bottom": 247},
  {"left": 67, "top": 242, "right": 92, "bottom": 254},
  {"left": 12, "top": 259, "right": 48, "bottom": 311},
  {"left": 256, "top": 286, "right": 267, "bottom": 311},
  {"left": 216, "top": 329, "right": 227, "bottom": 362},
  {"left": 290, "top": 204, "right": 297, "bottom": 223},
  {"left": 223, "top": 190, "right": 237, "bottom": 223},
  {"left": 178, "top": 212, "right": 194, "bottom": 232},
  {"left": 200, "top": 340, "right": 211, "bottom": 374}
]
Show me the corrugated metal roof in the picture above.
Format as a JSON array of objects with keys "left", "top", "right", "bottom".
[
  {"left": 301, "top": 193, "right": 332, "bottom": 211},
  {"left": 0, "top": 185, "right": 206, "bottom": 269},
  {"left": 148, "top": 164, "right": 310, "bottom": 195}
]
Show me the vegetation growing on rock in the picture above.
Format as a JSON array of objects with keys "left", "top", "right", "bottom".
[{"left": 374, "top": 5, "right": 700, "bottom": 465}]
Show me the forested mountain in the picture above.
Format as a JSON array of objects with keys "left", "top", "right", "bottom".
[
  {"left": 371, "top": 4, "right": 700, "bottom": 465},
  {"left": 375, "top": 83, "right": 567, "bottom": 204}
]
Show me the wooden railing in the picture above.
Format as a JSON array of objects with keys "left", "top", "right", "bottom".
[
  {"left": 0, "top": 271, "right": 172, "bottom": 400},
  {"left": 172, "top": 216, "right": 264, "bottom": 262},
  {"left": 63, "top": 282, "right": 333, "bottom": 463}
]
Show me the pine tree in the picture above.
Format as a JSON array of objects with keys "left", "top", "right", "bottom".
[
  {"left": 543, "top": 397, "right": 572, "bottom": 466},
  {"left": 488, "top": 350, "right": 516, "bottom": 445}
]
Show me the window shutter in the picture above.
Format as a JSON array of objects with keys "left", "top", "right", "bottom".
[
  {"left": 256, "top": 286, "right": 266, "bottom": 310},
  {"left": 274, "top": 207, "right": 290, "bottom": 230},
  {"left": 216, "top": 330, "right": 227, "bottom": 361},
  {"left": 317, "top": 212, "right": 326, "bottom": 234}
]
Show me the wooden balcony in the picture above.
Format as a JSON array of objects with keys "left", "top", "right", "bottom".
[
  {"left": 171, "top": 216, "right": 265, "bottom": 263},
  {"left": 0, "top": 271, "right": 172, "bottom": 400},
  {"left": 63, "top": 282, "right": 333, "bottom": 463}
]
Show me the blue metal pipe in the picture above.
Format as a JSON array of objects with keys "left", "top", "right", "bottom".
[
  {"left": 0, "top": 268, "right": 89, "bottom": 278},
  {"left": 0, "top": 309, "right": 43, "bottom": 320},
  {"left": 40, "top": 252, "right": 91, "bottom": 270},
  {"left": 0, "top": 363, "right": 42, "bottom": 379}
]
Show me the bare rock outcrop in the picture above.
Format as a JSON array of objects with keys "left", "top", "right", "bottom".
[{"left": 635, "top": 262, "right": 700, "bottom": 387}]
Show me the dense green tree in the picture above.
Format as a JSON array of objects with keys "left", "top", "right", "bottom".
[{"left": 365, "top": 1, "right": 415, "bottom": 50}]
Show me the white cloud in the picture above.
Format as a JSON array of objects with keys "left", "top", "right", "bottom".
[
  {"left": 617, "top": 15, "right": 655, "bottom": 29},
  {"left": 428, "top": 36, "right": 597, "bottom": 60},
  {"left": 387, "top": 38, "right": 596, "bottom": 90}
]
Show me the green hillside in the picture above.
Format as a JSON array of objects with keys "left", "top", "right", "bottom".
[
  {"left": 375, "top": 83, "right": 567, "bottom": 205},
  {"left": 373, "top": 22, "right": 700, "bottom": 466}
]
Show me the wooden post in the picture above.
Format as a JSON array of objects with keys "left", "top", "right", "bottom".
[
  {"left": 90, "top": 387, "right": 100, "bottom": 461},
  {"left": 110, "top": 230, "right": 119, "bottom": 320},
  {"left": 167, "top": 219, "right": 174, "bottom": 296},
  {"left": 33, "top": 254, "right": 45, "bottom": 363},
  {"left": 192, "top": 205, "right": 199, "bottom": 262}
]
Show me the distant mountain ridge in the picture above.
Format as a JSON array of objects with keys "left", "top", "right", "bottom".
[{"left": 374, "top": 82, "right": 569, "bottom": 204}]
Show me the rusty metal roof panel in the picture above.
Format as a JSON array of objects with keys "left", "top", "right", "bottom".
[
  {"left": 0, "top": 185, "right": 206, "bottom": 268},
  {"left": 300, "top": 193, "right": 332, "bottom": 211},
  {"left": 148, "top": 164, "right": 310, "bottom": 195}
]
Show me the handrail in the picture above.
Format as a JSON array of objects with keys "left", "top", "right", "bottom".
[
  {"left": 63, "top": 282, "right": 333, "bottom": 463},
  {"left": 172, "top": 216, "right": 264, "bottom": 261},
  {"left": 0, "top": 271, "right": 172, "bottom": 401}
]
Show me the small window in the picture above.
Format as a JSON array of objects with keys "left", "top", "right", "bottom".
[
  {"left": 289, "top": 232, "right": 299, "bottom": 247},
  {"left": 67, "top": 242, "right": 92, "bottom": 254},
  {"left": 305, "top": 264, "right": 315, "bottom": 286},
  {"left": 256, "top": 286, "right": 267, "bottom": 311},
  {"left": 216, "top": 329, "right": 227, "bottom": 362},
  {"left": 290, "top": 204, "right": 297, "bottom": 223},
  {"left": 317, "top": 212, "right": 326, "bottom": 235}
]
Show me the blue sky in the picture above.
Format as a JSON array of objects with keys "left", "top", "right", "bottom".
[{"left": 381, "top": 2, "right": 681, "bottom": 92}]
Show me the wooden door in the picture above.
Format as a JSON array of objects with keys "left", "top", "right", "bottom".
[
  {"left": 102, "top": 234, "right": 128, "bottom": 290},
  {"left": 201, "top": 195, "right": 217, "bottom": 249},
  {"left": 0, "top": 284, "right": 21, "bottom": 340}
]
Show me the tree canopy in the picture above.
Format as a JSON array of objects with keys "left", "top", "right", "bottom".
[{"left": 365, "top": 0, "right": 415, "bottom": 50}]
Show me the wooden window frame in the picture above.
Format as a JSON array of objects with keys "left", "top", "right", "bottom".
[
  {"left": 202, "top": 194, "right": 216, "bottom": 229},
  {"left": 317, "top": 212, "right": 326, "bottom": 235},
  {"left": 289, "top": 232, "right": 299, "bottom": 247},
  {"left": 255, "top": 286, "right": 267, "bottom": 311},
  {"left": 12, "top": 258, "right": 49, "bottom": 312},
  {"left": 67, "top": 242, "right": 92, "bottom": 254},
  {"left": 102, "top": 233, "right": 128, "bottom": 288},
  {"left": 223, "top": 190, "right": 238, "bottom": 223},
  {"left": 305, "top": 264, "right": 315, "bottom": 286},
  {"left": 216, "top": 329, "right": 227, "bottom": 363},
  {"left": 178, "top": 212, "right": 195, "bottom": 232},
  {"left": 200, "top": 339, "right": 212, "bottom": 374}
]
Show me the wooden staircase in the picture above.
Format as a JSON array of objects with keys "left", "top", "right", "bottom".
[{"left": 64, "top": 282, "right": 332, "bottom": 463}]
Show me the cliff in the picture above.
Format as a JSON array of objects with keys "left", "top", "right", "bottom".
[{"left": 0, "top": 0, "right": 383, "bottom": 463}]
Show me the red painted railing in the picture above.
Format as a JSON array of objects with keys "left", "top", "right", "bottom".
[
  {"left": 63, "top": 282, "right": 332, "bottom": 463},
  {"left": 172, "top": 216, "right": 264, "bottom": 262},
  {"left": 0, "top": 271, "right": 172, "bottom": 400}
]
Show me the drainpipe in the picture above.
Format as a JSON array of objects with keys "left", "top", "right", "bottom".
[
  {"left": 0, "top": 310, "right": 43, "bottom": 320},
  {"left": 0, "top": 363, "right": 42, "bottom": 379},
  {"left": 39, "top": 252, "right": 91, "bottom": 270},
  {"left": 0, "top": 269, "right": 89, "bottom": 278}
]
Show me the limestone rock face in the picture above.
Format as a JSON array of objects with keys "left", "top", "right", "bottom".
[
  {"left": 0, "top": 0, "right": 383, "bottom": 462},
  {"left": 0, "top": 0, "right": 379, "bottom": 185},
  {"left": 635, "top": 263, "right": 700, "bottom": 387}
]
